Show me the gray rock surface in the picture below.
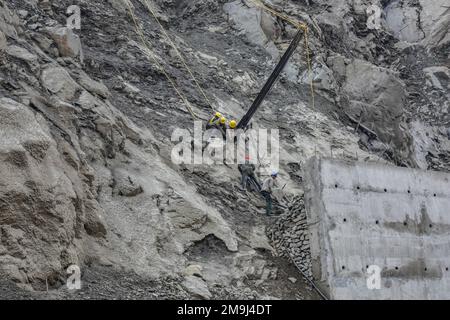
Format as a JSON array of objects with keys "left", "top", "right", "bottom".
[
  {"left": 47, "top": 26, "right": 84, "bottom": 62},
  {"left": 6, "top": 45, "right": 37, "bottom": 62},
  {"left": 224, "top": 0, "right": 280, "bottom": 59},
  {"left": 0, "top": 97, "right": 84, "bottom": 286},
  {"left": 423, "top": 66, "right": 450, "bottom": 92},
  {"left": 0, "top": 0, "right": 448, "bottom": 299},
  {"left": 384, "top": 0, "right": 424, "bottom": 43},
  {"left": 182, "top": 275, "right": 212, "bottom": 300},
  {"left": 0, "top": 30, "right": 7, "bottom": 50},
  {"left": 342, "top": 59, "right": 407, "bottom": 153}
]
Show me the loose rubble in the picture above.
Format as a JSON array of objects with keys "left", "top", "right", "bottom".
[{"left": 267, "top": 196, "right": 313, "bottom": 280}]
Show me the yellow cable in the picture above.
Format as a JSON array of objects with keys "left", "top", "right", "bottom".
[
  {"left": 126, "top": 0, "right": 316, "bottom": 120},
  {"left": 246, "top": 0, "right": 307, "bottom": 30},
  {"left": 142, "top": 0, "right": 214, "bottom": 111},
  {"left": 247, "top": 0, "right": 315, "bottom": 110},
  {"left": 125, "top": 1, "right": 198, "bottom": 119},
  {"left": 304, "top": 28, "right": 315, "bottom": 109}
]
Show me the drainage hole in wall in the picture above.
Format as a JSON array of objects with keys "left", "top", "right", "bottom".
[
  {"left": 433, "top": 194, "right": 437, "bottom": 197},
  {"left": 343, "top": 218, "right": 347, "bottom": 222},
  {"left": 424, "top": 268, "right": 428, "bottom": 272},
  {"left": 335, "top": 184, "right": 338, "bottom": 188},
  {"left": 376, "top": 220, "right": 379, "bottom": 225},
  {"left": 357, "top": 186, "right": 360, "bottom": 190},
  {"left": 342, "top": 266, "right": 346, "bottom": 270},
  {"left": 407, "top": 190, "right": 411, "bottom": 194},
  {"left": 446, "top": 268, "right": 449, "bottom": 271},
  {"left": 403, "top": 222, "right": 407, "bottom": 226},
  {"left": 395, "top": 267, "right": 399, "bottom": 270},
  {"left": 429, "top": 224, "right": 433, "bottom": 228},
  {"left": 384, "top": 188, "right": 387, "bottom": 192}
]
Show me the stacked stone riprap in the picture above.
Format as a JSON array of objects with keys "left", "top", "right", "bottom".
[{"left": 267, "top": 196, "right": 313, "bottom": 280}]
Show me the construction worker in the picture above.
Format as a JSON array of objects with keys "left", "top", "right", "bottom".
[
  {"left": 229, "top": 120, "right": 237, "bottom": 130},
  {"left": 219, "top": 117, "right": 227, "bottom": 129},
  {"left": 205, "top": 114, "right": 227, "bottom": 139},
  {"left": 238, "top": 156, "right": 260, "bottom": 191},
  {"left": 217, "top": 116, "right": 227, "bottom": 138},
  {"left": 206, "top": 112, "right": 222, "bottom": 130},
  {"left": 260, "top": 171, "right": 278, "bottom": 216}
]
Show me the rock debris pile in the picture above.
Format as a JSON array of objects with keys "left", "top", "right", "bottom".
[{"left": 267, "top": 196, "right": 313, "bottom": 280}]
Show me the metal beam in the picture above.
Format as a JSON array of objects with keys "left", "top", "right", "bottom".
[{"left": 237, "top": 29, "right": 304, "bottom": 129}]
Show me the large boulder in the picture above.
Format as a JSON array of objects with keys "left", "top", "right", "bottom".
[
  {"left": 75, "top": 71, "right": 110, "bottom": 99},
  {"left": 224, "top": 0, "right": 280, "bottom": 59},
  {"left": 0, "top": 98, "right": 83, "bottom": 286},
  {"left": 111, "top": 168, "right": 144, "bottom": 197},
  {"left": 47, "top": 27, "right": 84, "bottom": 62},
  {"left": 423, "top": 66, "right": 450, "bottom": 92},
  {"left": 423, "top": 15, "right": 450, "bottom": 49},
  {"left": 182, "top": 275, "right": 212, "bottom": 299},
  {"left": 0, "top": 0, "right": 19, "bottom": 39},
  {"left": 41, "top": 66, "right": 81, "bottom": 101},
  {"left": 384, "top": 0, "right": 424, "bottom": 43},
  {"left": 301, "top": 62, "right": 338, "bottom": 98},
  {"left": 6, "top": 45, "right": 37, "bottom": 63},
  {"left": 383, "top": 0, "right": 449, "bottom": 48},
  {"left": 418, "top": 0, "right": 449, "bottom": 39},
  {"left": 340, "top": 59, "right": 408, "bottom": 152}
]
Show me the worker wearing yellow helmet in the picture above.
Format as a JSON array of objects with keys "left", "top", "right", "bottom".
[
  {"left": 206, "top": 115, "right": 227, "bottom": 139},
  {"left": 229, "top": 120, "right": 237, "bottom": 129},
  {"left": 218, "top": 117, "right": 228, "bottom": 137},
  {"left": 206, "top": 111, "right": 222, "bottom": 130}
]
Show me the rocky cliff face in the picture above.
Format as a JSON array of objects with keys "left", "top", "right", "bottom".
[{"left": 0, "top": 0, "right": 448, "bottom": 299}]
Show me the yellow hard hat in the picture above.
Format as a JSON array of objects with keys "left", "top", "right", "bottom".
[
  {"left": 215, "top": 112, "right": 222, "bottom": 118},
  {"left": 229, "top": 120, "right": 237, "bottom": 129},
  {"left": 220, "top": 117, "right": 226, "bottom": 124}
]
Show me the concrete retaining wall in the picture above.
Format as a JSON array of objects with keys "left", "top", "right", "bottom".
[{"left": 304, "top": 157, "right": 450, "bottom": 300}]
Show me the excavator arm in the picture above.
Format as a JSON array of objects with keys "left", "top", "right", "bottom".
[{"left": 237, "top": 28, "right": 304, "bottom": 130}]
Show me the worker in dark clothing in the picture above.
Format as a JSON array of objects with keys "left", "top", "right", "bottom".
[
  {"left": 205, "top": 115, "right": 227, "bottom": 139},
  {"left": 193, "top": 112, "right": 221, "bottom": 152},
  {"left": 238, "top": 156, "right": 260, "bottom": 191},
  {"left": 216, "top": 116, "right": 227, "bottom": 139},
  {"left": 260, "top": 171, "right": 278, "bottom": 216}
]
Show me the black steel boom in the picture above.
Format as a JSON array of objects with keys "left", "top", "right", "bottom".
[{"left": 237, "top": 29, "right": 304, "bottom": 129}]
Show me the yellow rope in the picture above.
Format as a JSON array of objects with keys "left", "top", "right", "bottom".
[
  {"left": 304, "top": 28, "right": 315, "bottom": 109},
  {"left": 125, "top": 1, "right": 198, "bottom": 119},
  {"left": 125, "top": 0, "right": 316, "bottom": 120},
  {"left": 246, "top": 0, "right": 307, "bottom": 30},
  {"left": 247, "top": 0, "right": 315, "bottom": 109},
  {"left": 142, "top": 0, "right": 214, "bottom": 111}
]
